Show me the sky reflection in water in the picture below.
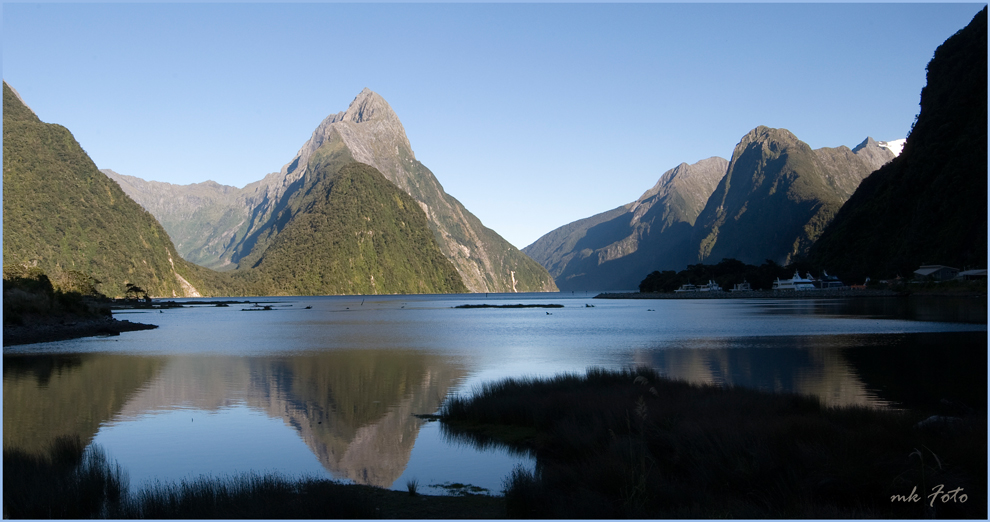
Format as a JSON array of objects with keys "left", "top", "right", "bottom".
[{"left": 3, "top": 294, "right": 985, "bottom": 492}]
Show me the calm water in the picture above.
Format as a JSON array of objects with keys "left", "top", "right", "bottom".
[{"left": 3, "top": 293, "right": 986, "bottom": 495}]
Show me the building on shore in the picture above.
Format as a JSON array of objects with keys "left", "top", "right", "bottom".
[{"left": 913, "top": 265, "right": 960, "bottom": 281}]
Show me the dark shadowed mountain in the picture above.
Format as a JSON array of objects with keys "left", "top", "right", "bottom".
[
  {"left": 809, "top": 7, "right": 988, "bottom": 281},
  {"left": 523, "top": 157, "right": 728, "bottom": 291},
  {"left": 693, "top": 127, "right": 894, "bottom": 266},
  {"left": 525, "top": 126, "right": 895, "bottom": 291}
]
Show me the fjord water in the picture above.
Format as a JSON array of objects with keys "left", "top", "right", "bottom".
[{"left": 4, "top": 293, "right": 985, "bottom": 495}]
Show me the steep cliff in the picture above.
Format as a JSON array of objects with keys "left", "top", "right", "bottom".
[{"left": 809, "top": 7, "right": 988, "bottom": 280}]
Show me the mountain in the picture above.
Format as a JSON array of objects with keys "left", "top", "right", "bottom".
[
  {"left": 693, "top": 127, "right": 895, "bottom": 266},
  {"left": 809, "top": 7, "right": 988, "bottom": 280},
  {"left": 237, "top": 161, "right": 467, "bottom": 295},
  {"left": 523, "top": 157, "right": 728, "bottom": 291},
  {"left": 107, "top": 89, "right": 557, "bottom": 293},
  {"left": 2, "top": 81, "right": 207, "bottom": 298},
  {"left": 103, "top": 170, "right": 248, "bottom": 270},
  {"left": 525, "top": 126, "right": 894, "bottom": 291}
]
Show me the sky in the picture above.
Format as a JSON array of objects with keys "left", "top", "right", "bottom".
[{"left": 3, "top": 2, "right": 986, "bottom": 250}]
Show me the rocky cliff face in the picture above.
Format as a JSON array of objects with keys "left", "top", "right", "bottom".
[
  {"left": 809, "top": 7, "right": 987, "bottom": 280},
  {"left": 523, "top": 157, "right": 728, "bottom": 291},
  {"left": 693, "top": 126, "right": 894, "bottom": 266},
  {"left": 110, "top": 89, "right": 557, "bottom": 293}
]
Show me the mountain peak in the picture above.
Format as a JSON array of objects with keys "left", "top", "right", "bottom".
[
  {"left": 740, "top": 126, "right": 799, "bottom": 146},
  {"left": 331, "top": 88, "right": 400, "bottom": 126},
  {"left": 852, "top": 137, "right": 879, "bottom": 152}
]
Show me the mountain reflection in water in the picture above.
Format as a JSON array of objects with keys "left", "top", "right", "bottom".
[
  {"left": 5, "top": 351, "right": 466, "bottom": 489},
  {"left": 3, "top": 294, "right": 985, "bottom": 491},
  {"left": 633, "top": 336, "right": 889, "bottom": 408}
]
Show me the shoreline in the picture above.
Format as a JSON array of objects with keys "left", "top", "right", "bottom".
[
  {"left": 3, "top": 317, "right": 157, "bottom": 347},
  {"left": 596, "top": 288, "right": 903, "bottom": 299}
]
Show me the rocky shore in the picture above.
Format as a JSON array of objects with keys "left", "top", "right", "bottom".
[
  {"left": 3, "top": 316, "right": 157, "bottom": 347},
  {"left": 595, "top": 288, "right": 900, "bottom": 299}
]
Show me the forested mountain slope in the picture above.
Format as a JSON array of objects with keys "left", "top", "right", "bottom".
[{"left": 3, "top": 81, "right": 205, "bottom": 297}]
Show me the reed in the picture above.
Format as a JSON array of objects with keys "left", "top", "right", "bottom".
[
  {"left": 3, "top": 436, "right": 127, "bottom": 519},
  {"left": 440, "top": 367, "right": 987, "bottom": 518},
  {"left": 3, "top": 438, "right": 375, "bottom": 519},
  {"left": 128, "top": 473, "right": 374, "bottom": 519}
]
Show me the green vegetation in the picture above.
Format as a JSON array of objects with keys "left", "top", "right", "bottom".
[
  {"left": 107, "top": 91, "right": 557, "bottom": 294},
  {"left": 2, "top": 82, "right": 209, "bottom": 298},
  {"left": 638, "top": 257, "right": 810, "bottom": 292},
  {"left": 809, "top": 8, "right": 987, "bottom": 281},
  {"left": 439, "top": 368, "right": 986, "bottom": 519},
  {"left": 3, "top": 265, "right": 109, "bottom": 326},
  {"left": 399, "top": 154, "right": 557, "bottom": 293},
  {"left": 4, "top": 82, "right": 469, "bottom": 298},
  {"left": 3, "top": 437, "right": 128, "bottom": 519},
  {"left": 239, "top": 159, "right": 467, "bottom": 295}
]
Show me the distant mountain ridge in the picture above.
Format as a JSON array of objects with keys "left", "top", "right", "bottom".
[
  {"left": 525, "top": 128, "right": 896, "bottom": 291},
  {"left": 523, "top": 157, "right": 728, "bottom": 291},
  {"left": 108, "top": 89, "right": 557, "bottom": 293}
]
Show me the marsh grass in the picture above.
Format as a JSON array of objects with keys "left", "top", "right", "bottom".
[
  {"left": 128, "top": 473, "right": 375, "bottom": 519},
  {"left": 3, "top": 437, "right": 375, "bottom": 519},
  {"left": 3, "top": 436, "right": 127, "bottom": 519},
  {"left": 439, "top": 368, "right": 986, "bottom": 518}
]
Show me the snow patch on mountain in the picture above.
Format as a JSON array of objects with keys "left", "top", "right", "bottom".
[{"left": 878, "top": 139, "right": 906, "bottom": 156}]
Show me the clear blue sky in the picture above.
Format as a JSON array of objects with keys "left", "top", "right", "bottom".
[{"left": 4, "top": 3, "right": 985, "bottom": 249}]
